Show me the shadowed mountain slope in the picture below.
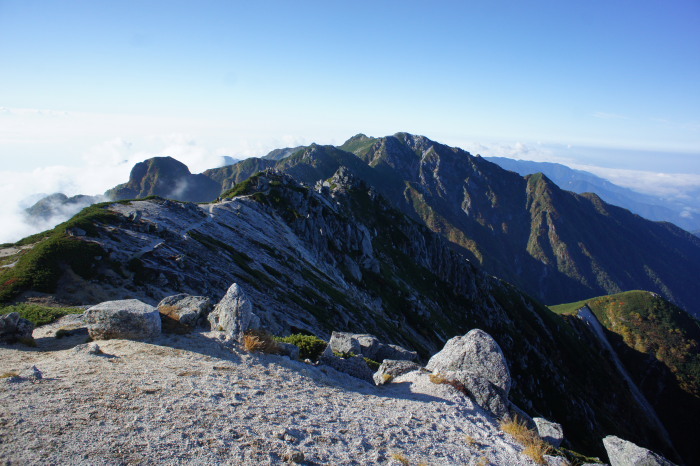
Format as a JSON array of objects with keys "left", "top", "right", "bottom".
[
  {"left": 486, "top": 156, "right": 700, "bottom": 233},
  {"left": 106, "top": 156, "right": 220, "bottom": 203}
]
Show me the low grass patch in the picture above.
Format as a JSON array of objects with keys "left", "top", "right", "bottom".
[
  {"left": 243, "top": 329, "right": 280, "bottom": 354},
  {"left": 0, "top": 303, "right": 83, "bottom": 326},
  {"left": 500, "top": 416, "right": 554, "bottom": 465}
]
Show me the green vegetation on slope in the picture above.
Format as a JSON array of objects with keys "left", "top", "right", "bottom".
[
  {"left": 0, "top": 303, "right": 83, "bottom": 326},
  {"left": 551, "top": 290, "right": 700, "bottom": 397},
  {"left": 0, "top": 204, "right": 117, "bottom": 303}
]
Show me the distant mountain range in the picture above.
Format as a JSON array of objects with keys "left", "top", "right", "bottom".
[
  {"left": 485, "top": 157, "right": 700, "bottom": 233},
  {"left": 23, "top": 134, "right": 700, "bottom": 321}
]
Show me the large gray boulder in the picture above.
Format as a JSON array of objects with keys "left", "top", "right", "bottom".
[
  {"left": 373, "top": 359, "right": 421, "bottom": 385},
  {"left": 0, "top": 312, "right": 34, "bottom": 344},
  {"left": 426, "top": 328, "right": 511, "bottom": 394},
  {"left": 84, "top": 299, "right": 161, "bottom": 340},
  {"left": 158, "top": 294, "right": 212, "bottom": 334},
  {"left": 534, "top": 417, "right": 564, "bottom": 448},
  {"left": 440, "top": 370, "right": 510, "bottom": 419},
  {"left": 326, "top": 332, "right": 417, "bottom": 362},
  {"left": 207, "top": 283, "right": 260, "bottom": 341},
  {"left": 603, "top": 436, "right": 675, "bottom": 466}
]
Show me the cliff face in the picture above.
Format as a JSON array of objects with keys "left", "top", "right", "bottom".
[{"left": 0, "top": 169, "right": 686, "bottom": 461}]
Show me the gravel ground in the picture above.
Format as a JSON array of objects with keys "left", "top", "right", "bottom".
[{"left": 0, "top": 318, "right": 538, "bottom": 465}]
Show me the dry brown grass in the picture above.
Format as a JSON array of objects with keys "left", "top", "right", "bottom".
[
  {"left": 500, "top": 416, "right": 553, "bottom": 464},
  {"left": 243, "top": 329, "right": 280, "bottom": 354},
  {"left": 429, "top": 373, "right": 447, "bottom": 384},
  {"left": 0, "top": 371, "right": 19, "bottom": 379},
  {"left": 389, "top": 451, "right": 410, "bottom": 465}
]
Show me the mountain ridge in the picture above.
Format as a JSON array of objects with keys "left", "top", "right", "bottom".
[
  {"left": 1, "top": 168, "right": 693, "bottom": 462},
  {"left": 486, "top": 156, "right": 700, "bottom": 233}
]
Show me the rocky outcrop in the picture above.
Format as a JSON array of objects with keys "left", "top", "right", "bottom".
[
  {"left": 0, "top": 312, "right": 34, "bottom": 344},
  {"left": 603, "top": 435, "right": 676, "bottom": 466},
  {"left": 207, "top": 283, "right": 260, "bottom": 342},
  {"left": 158, "top": 294, "right": 212, "bottom": 334},
  {"left": 326, "top": 332, "right": 417, "bottom": 362},
  {"left": 84, "top": 299, "right": 161, "bottom": 340},
  {"left": 426, "top": 329, "right": 513, "bottom": 419},
  {"left": 534, "top": 417, "right": 564, "bottom": 448},
  {"left": 426, "top": 329, "right": 511, "bottom": 394},
  {"left": 373, "top": 359, "right": 421, "bottom": 385},
  {"left": 319, "top": 351, "right": 374, "bottom": 383}
]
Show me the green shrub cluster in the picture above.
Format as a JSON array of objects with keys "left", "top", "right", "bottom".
[{"left": 276, "top": 333, "right": 327, "bottom": 360}]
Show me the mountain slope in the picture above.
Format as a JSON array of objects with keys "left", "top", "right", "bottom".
[
  {"left": 99, "top": 134, "right": 700, "bottom": 320},
  {"left": 551, "top": 291, "right": 700, "bottom": 464},
  {"left": 486, "top": 157, "right": 700, "bottom": 233},
  {"left": 0, "top": 170, "right": 689, "bottom": 462}
]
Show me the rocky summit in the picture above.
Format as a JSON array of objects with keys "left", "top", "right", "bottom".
[{"left": 1, "top": 133, "right": 699, "bottom": 465}]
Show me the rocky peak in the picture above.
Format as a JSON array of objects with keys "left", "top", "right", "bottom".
[{"left": 106, "top": 156, "right": 220, "bottom": 203}]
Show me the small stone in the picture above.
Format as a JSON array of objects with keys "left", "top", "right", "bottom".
[
  {"left": 0, "top": 312, "right": 35, "bottom": 344},
  {"left": 534, "top": 417, "right": 564, "bottom": 447},
  {"left": 373, "top": 360, "right": 421, "bottom": 385},
  {"left": 283, "top": 448, "right": 304, "bottom": 463}
]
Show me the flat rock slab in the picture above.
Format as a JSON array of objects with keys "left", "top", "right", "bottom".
[{"left": 84, "top": 299, "right": 161, "bottom": 340}]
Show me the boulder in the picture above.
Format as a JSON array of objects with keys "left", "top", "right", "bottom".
[
  {"left": 326, "top": 332, "right": 416, "bottom": 362},
  {"left": 208, "top": 283, "right": 260, "bottom": 342},
  {"left": 534, "top": 417, "right": 564, "bottom": 447},
  {"left": 84, "top": 299, "right": 161, "bottom": 340},
  {"left": 373, "top": 359, "right": 421, "bottom": 385},
  {"left": 375, "top": 344, "right": 418, "bottom": 362},
  {"left": 319, "top": 352, "right": 374, "bottom": 383},
  {"left": 602, "top": 435, "right": 675, "bottom": 466},
  {"left": 426, "top": 328, "right": 511, "bottom": 394},
  {"left": 277, "top": 342, "right": 300, "bottom": 360},
  {"left": 0, "top": 312, "right": 34, "bottom": 344},
  {"left": 440, "top": 370, "right": 510, "bottom": 419},
  {"left": 158, "top": 294, "right": 212, "bottom": 333}
]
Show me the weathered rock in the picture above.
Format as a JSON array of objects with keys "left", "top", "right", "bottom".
[
  {"left": 439, "top": 370, "right": 510, "bottom": 419},
  {"left": 72, "top": 342, "right": 103, "bottom": 355},
  {"left": 426, "top": 329, "right": 511, "bottom": 394},
  {"left": 282, "top": 448, "right": 304, "bottom": 463},
  {"left": 534, "top": 417, "right": 564, "bottom": 447},
  {"left": 376, "top": 344, "right": 418, "bottom": 362},
  {"left": 0, "top": 312, "right": 34, "bottom": 344},
  {"left": 158, "top": 294, "right": 212, "bottom": 334},
  {"left": 207, "top": 283, "right": 259, "bottom": 341},
  {"left": 373, "top": 359, "right": 421, "bottom": 385},
  {"left": 277, "top": 342, "right": 300, "bottom": 360},
  {"left": 544, "top": 455, "right": 570, "bottom": 466},
  {"left": 319, "top": 352, "right": 374, "bottom": 383},
  {"left": 19, "top": 365, "right": 42, "bottom": 381},
  {"left": 327, "top": 331, "right": 416, "bottom": 362},
  {"left": 84, "top": 299, "right": 161, "bottom": 340},
  {"left": 603, "top": 435, "right": 675, "bottom": 466}
]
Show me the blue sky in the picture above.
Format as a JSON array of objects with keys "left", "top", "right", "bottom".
[{"left": 0, "top": 1, "right": 699, "bottom": 241}]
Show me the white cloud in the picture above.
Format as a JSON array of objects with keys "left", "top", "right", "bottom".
[{"left": 569, "top": 163, "right": 700, "bottom": 200}]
